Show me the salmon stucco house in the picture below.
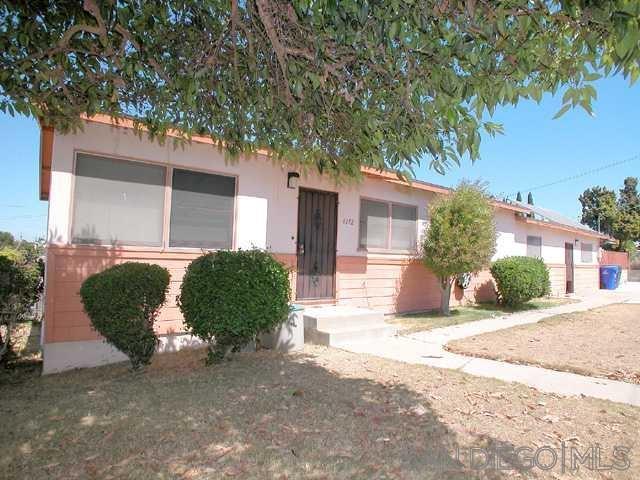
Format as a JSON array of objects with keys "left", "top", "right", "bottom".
[{"left": 38, "top": 115, "right": 608, "bottom": 373}]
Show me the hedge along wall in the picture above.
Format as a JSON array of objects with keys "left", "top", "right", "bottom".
[
  {"left": 44, "top": 245, "right": 498, "bottom": 345},
  {"left": 44, "top": 245, "right": 299, "bottom": 344}
]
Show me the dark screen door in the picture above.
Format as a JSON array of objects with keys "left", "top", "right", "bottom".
[
  {"left": 565, "top": 242, "right": 574, "bottom": 294},
  {"left": 296, "top": 189, "right": 338, "bottom": 300}
]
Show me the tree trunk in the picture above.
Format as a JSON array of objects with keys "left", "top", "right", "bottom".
[{"left": 439, "top": 277, "right": 453, "bottom": 316}]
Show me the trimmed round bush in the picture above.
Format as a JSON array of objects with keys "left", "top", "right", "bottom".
[
  {"left": 177, "top": 249, "right": 291, "bottom": 364},
  {"left": 490, "top": 256, "right": 551, "bottom": 307},
  {"left": 80, "top": 262, "right": 170, "bottom": 370}
]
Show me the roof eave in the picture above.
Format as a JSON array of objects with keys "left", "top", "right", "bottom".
[
  {"left": 516, "top": 215, "right": 610, "bottom": 240},
  {"left": 37, "top": 116, "right": 570, "bottom": 222},
  {"left": 362, "top": 168, "right": 531, "bottom": 213}
]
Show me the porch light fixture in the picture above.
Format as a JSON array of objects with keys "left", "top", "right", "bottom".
[{"left": 287, "top": 172, "right": 300, "bottom": 189}]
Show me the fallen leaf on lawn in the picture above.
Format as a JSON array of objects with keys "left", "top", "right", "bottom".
[
  {"left": 565, "top": 436, "right": 582, "bottom": 445},
  {"left": 410, "top": 404, "right": 428, "bottom": 417},
  {"left": 211, "top": 446, "right": 233, "bottom": 462},
  {"left": 224, "top": 466, "right": 242, "bottom": 477},
  {"left": 334, "top": 451, "right": 354, "bottom": 458}
]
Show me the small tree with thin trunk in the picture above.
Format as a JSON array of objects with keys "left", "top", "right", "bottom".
[{"left": 421, "top": 184, "right": 496, "bottom": 316}]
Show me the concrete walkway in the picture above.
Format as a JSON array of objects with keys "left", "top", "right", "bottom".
[{"left": 341, "top": 283, "right": 640, "bottom": 407}]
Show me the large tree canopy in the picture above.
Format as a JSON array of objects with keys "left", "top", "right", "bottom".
[
  {"left": 579, "top": 185, "right": 619, "bottom": 236},
  {"left": 579, "top": 177, "right": 640, "bottom": 250},
  {"left": 1, "top": 0, "right": 639, "bottom": 176}
]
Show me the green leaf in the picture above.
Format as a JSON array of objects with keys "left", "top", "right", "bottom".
[
  {"left": 583, "top": 72, "right": 602, "bottom": 82},
  {"left": 553, "top": 104, "right": 571, "bottom": 119},
  {"left": 616, "top": 30, "right": 639, "bottom": 59}
]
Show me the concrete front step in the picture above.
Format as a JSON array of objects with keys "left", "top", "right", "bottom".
[
  {"left": 303, "top": 305, "right": 385, "bottom": 330},
  {"left": 305, "top": 324, "right": 397, "bottom": 347},
  {"left": 302, "top": 306, "right": 397, "bottom": 347}
]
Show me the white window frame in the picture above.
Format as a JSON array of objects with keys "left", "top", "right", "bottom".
[{"left": 358, "top": 197, "right": 418, "bottom": 253}]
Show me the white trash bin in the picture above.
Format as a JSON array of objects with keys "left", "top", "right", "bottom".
[{"left": 260, "top": 304, "right": 305, "bottom": 352}]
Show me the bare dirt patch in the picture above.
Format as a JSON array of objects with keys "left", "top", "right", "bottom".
[
  {"left": 1, "top": 343, "right": 639, "bottom": 479},
  {"left": 448, "top": 304, "right": 640, "bottom": 384}
]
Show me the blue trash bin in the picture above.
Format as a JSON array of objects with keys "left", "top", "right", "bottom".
[{"left": 600, "top": 265, "right": 620, "bottom": 290}]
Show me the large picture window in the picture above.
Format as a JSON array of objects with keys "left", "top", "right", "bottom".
[
  {"left": 169, "top": 169, "right": 235, "bottom": 249},
  {"left": 71, "top": 154, "right": 166, "bottom": 246},
  {"left": 359, "top": 199, "right": 417, "bottom": 251}
]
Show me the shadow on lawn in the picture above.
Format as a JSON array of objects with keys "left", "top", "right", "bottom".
[{"left": 0, "top": 348, "right": 535, "bottom": 479}]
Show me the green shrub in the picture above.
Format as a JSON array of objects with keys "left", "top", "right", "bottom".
[
  {"left": 490, "top": 256, "right": 551, "bottom": 307},
  {"left": 0, "top": 247, "right": 41, "bottom": 315},
  {"left": 178, "top": 249, "right": 291, "bottom": 364},
  {"left": 80, "top": 262, "right": 170, "bottom": 370}
]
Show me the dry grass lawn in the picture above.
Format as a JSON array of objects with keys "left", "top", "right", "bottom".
[
  {"left": 448, "top": 304, "right": 640, "bottom": 384},
  {"left": 1, "top": 342, "right": 639, "bottom": 479}
]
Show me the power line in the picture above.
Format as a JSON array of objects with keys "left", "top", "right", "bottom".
[{"left": 507, "top": 152, "right": 640, "bottom": 199}]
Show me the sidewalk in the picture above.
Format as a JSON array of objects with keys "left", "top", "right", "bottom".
[{"left": 340, "top": 283, "right": 640, "bottom": 406}]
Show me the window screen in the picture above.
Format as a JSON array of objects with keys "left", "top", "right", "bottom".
[
  {"left": 581, "top": 242, "right": 593, "bottom": 263},
  {"left": 391, "top": 204, "right": 417, "bottom": 250},
  {"left": 71, "top": 154, "right": 166, "bottom": 246},
  {"left": 359, "top": 199, "right": 389, "bottom": 249},
  {"left": 169, "top": 169, "right": 235, "bottom": 249},
  {"left": 526, "top": 235, "right": 542, "bottom": 258}
]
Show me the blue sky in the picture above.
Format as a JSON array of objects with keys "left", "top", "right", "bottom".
[
  {"left": 417, "top": 75, "right": 640, "bottom": 214},
  {"left": 0, "top": 74, "right": 638, "bottom": 240}
]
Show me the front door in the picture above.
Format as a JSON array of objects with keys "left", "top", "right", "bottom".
[
  {"left": 565, "top": 242, "right": 574, "bottom": 294},
  {"left": 296, "top": 188, "right": 338, "bottom": 300}
]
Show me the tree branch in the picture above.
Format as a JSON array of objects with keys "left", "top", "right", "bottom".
[{"left": 254, "top": 0, "right": 294, "bottom": 106}]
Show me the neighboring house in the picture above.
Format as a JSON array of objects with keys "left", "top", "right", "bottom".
[{"left": 37, "top": 115, "right": 607, "bottom": 372}]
